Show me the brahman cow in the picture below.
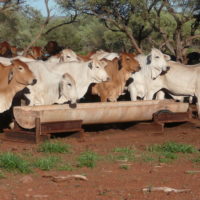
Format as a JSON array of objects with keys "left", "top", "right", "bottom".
[
  {"left": 145, "top": 61, "right": 200, "bottom": 117},
  {"left": 47, "top": 48, "right": 81, "bottom": 63},
  {"left": 46, "top": 57, "right": 109, "bottom": 100},
  {"left": 78, "top": 50, "right": 119, "bottom": 62},
  {"left": 127, "top": 48, "right": 171, "bottom": 101},
  {"left": 0, "top": 59, "right": 37, "bottom": 113},
  {"left": 23, "top": 61, "right": 78, "bottom": 106},
  {"left": 91, "top": 53, "right": 140, "bottom": 102}
]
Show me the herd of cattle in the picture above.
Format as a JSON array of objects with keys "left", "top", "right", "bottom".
[{"left": 0, "top": 40, "right": 200, "bottom": 130}]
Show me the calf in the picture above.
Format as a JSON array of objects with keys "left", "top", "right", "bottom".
[
  {"left": 0, "top": 59, "right": 36, "bottom": 113},
  {"left": 91, "top": 53, "right": 140, "bottom": 102}
]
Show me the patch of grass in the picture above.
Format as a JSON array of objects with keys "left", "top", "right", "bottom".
[
  {"left": 158, "top": 152, "right": 178, "bottom": 163},
  {"left": 0, "top": 152, "right": 32, "bottom": 174},
  {"left": 77, "top": 151, "right": 100, "bottom": 168},
  {"left": 33, "top": 156, "right": 60, "bottom": 171},
  {"left": 140, "top": 153, "right": 156, "bottom": 162},
  {"left": 110, "top": 146, "right": 135, "bottom": 162},
  {"left": 148, "top": 142, "right": 197, "bottom": 154},
  {"left": 192, "top": 156, "right": 200, "bottom": 163},
  {"left": 37, "top": 141, "right": 71, "bottom": 153}
]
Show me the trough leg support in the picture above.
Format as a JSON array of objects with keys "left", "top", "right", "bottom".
[{"left": 35, "top": 118, "right": 41, "bottom": 144}]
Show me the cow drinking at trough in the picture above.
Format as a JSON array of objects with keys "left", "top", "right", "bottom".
[
  {"left": 46, "top": 58, "right": 109, "bottom": 100},
  {"left": 0, "top": 59, "right": 37, "bottom": 113},
  {"left": 23, "top": 61, "right": 78, "bottom": 107}
]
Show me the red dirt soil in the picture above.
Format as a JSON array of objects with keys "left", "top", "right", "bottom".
[{"left": 0, "top": 120, "right": 200, "bottom": 200}]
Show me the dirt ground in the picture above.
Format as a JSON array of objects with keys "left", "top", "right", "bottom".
[{"left": 0, "top": 120, "right": 200, "bottom": 200}]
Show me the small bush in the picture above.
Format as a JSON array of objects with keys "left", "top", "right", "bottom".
[
  {"left": 0, "top": 152, "right": 32, "bottom": 173},
  {"left": 77, "top": 151, "right": 100, "bottom": 168},
  {"left": 38, "top": 141, "right": 71, "bottom": 153}
]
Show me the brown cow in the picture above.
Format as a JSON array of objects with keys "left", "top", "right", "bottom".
[
  {"left": 25, "top": 46, "right": 44, "bottom": 59},
  {"left": 0, "top": 41, "right": 13, "bottom": 57},
  {"left": 91, "top": 53, "right": 140, "bottom": 102},
  {"left": 0, "top": 59, "right": 37, "bottom": 113}
]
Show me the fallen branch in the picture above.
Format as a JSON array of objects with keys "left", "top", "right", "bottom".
[
  {"left": 43, "top": 174, "right": 88, "bottom": 182},
  {"left": 185, "top": 170, "right": 200, "bottom": 174},
  {"left": 142, "top": 186, "right": 191, "bottom": 193}
]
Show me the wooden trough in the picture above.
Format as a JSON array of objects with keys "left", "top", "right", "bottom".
[{"left": 4, "top": 100, "right": 191, "bottom": 143}]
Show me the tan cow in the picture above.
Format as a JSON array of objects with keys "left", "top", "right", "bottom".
[
  {"left": 0, "top": 59, "right": 37, "bottom": 113},
  {"left": 91, "top": 53, "right": 140, "bottom": 102}
]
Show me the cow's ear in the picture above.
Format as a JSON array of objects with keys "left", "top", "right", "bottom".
[
  {"left": 58, "top": 81, "right": 63, "bottom": 99},
  {"left": 164, "top": 54, "right": 171, "bottom": 61},
  {"left": 146, "top": 55, "right": 152, "bottom": 65},
  {"left": 117, "top": 59, "right": 122, "bottom": 70},
  {"left": 59, "top": 55, "right": 64, "bottom": 63},
  {"left": 8, "top": 70, "right": 14, "bottom": 84},
  {"left": 88, "top": 62, "right": 93, "bottom": 69}
]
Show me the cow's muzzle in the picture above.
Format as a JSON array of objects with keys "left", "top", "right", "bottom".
[{"left": 31, "top": 79, "right": 37, "bottom": 85}]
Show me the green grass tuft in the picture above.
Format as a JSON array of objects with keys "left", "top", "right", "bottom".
[
  {"left": 110, "top": 146, "right": 135, "bottom": 162},
  {"left": 77, "top": 151, "right": 100, "bottom": 168},
  {"left": 0, "top": 152, "right": 32, "bottom": 173},
  {"left": 38, "top": 141, "right": 71, "bottom": 153},
  {"left": 33, "top": 156, "right": 60, "bottom": 171},
  {"left": 148, "top": 142, "right": 197, "bottom": 154}
]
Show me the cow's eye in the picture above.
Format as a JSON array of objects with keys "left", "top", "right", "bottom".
[
  {"left": 155, "top": 56, "right": 159, "bottom": 58},
  {"left": 67, "top": 83, "right": 72, "bottom": 87},
  {"left": 66, "top": 56, "right": 70, "bottom": 58},
  {"left": 18, "top": 66, "right": 24, "bottom": 71},
  {"left": 96, "top": 66, "right": 100, "bottom": 68}
]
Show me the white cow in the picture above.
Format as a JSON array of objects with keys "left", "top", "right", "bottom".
[
  {"left": 128, "top": 48, "right": 171, "bottom": 100},
  {"left": 47, "top": 48, "right": 81, "bottom": 63},
  {"left": 24, "top": 61, "right": 78, "bottom": 106},
  {"left": 0, "top": 56, "right": 35, "bottom": 66},
  {"left": 90, "top": 50, "right": 119, "bottom": 61},
  {"left": 145, "top": 61, "right": 200, "bottom": 117},
  {"left": 47, "top": 58, "right": 109, "bottom": 99}
]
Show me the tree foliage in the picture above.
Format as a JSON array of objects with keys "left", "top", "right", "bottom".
[{"left": 0, "top": 0, "right": 199, "bottom": 61}]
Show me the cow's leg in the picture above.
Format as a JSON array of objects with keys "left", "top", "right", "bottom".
[
  {"left": 128, "top": 85, "right": 137, "bottom": 101},
  {"left": 155, "top": 90, "right": 165, "bottom": 100},
  {"left": 100, "top": 95, "right": 107, "bottom": 102}
]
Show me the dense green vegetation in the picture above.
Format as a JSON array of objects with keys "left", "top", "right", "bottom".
[{"left": 0, "top": 0, "right": 199, "bottom": 59}]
